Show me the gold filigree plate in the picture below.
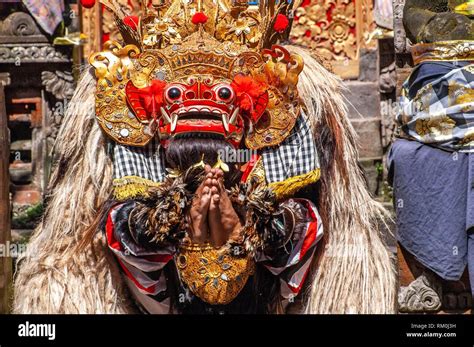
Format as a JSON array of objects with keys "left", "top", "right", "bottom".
[
  {"left": 89, "top": 41, "right": 155, "bottom": 146},
  {"left": 176, "top": 243, "right": 255, "bottom": 305},
  {"left": 245, "top": 46, "right": 303, "bottom": 149}
]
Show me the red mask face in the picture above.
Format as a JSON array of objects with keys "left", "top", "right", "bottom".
[{"left": 125, "top": 75, "right": 269, "bottom": 148}]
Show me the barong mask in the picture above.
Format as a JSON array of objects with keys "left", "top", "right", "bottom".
[{"left": 89, "top": 0, "right": 304, "bottom": 150}]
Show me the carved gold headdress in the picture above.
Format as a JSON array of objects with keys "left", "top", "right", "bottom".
[{"left": 89, "top": 0, "right": 304, "bottom": 149}]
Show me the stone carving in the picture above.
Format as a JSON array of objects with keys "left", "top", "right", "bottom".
[
  {"left": 41, "top": 71, "right": 75, "bottom": 101},
  {"left": 42, "top": 70, "right": 75, "bottom": 143},
  {"left": 404, "top": 0, "right": 473, "bottom": 43},
  {"left": 398, "top": 272, "right": 442, "bottom": 312},
  {"left": 0, "top": 44, "right": 70, "bottom": 63},
  {"left": 380, "top": 60, "right": 397, "bottom": 148},
  {"left": 380, "top": 62, "right": 396, "bottom": 94},
  {"left": 393, "top": 0, "right": 409, "bottom": 54},
  {"left": 0, "top": 12, "right": 43, "bottom": 37}
]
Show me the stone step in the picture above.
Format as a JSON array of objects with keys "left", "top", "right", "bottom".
[
  {"left": 10, "top": 139, "right": 31, "bottom": 151},
  {"left": 11, "top": 186, "right": 40, "bottom": 206},
  {"left": 351, "top": 118, "right": 383, "bottom": 159},
  {"left": 9, "top": 161, "right": 32, "bottom": 183},
  {"left": 343, "top": 81, "right": 381, "bottom": 119}
]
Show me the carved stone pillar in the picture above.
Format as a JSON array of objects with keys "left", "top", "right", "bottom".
[
  {"left": 0, "top": 72, "right": 11, "bottom": 313},
  {"left": 0, "top": 9, "right": 74, "bottom": 234},
  {"left": 393, "top": 0, "right": 413, "bottom": 95}
]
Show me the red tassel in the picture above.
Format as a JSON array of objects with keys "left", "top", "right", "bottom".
[
  {"left": 273, "top": 14, "right": 289, "bottom": 33},
  {"left": 191, "top": 12, "right": 208, "bottom": 25},
  {"left": 123, "top": 15, "right": 139, "bottom": 31}
]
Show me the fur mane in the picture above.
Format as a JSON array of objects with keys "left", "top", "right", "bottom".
[
  {"left": 13, "top": 70, "right": 134, "bottom": 313},
  {"left": 288, "top": 45, "right": 396, "bottom": 313}
]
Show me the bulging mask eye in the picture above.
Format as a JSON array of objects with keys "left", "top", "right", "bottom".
[
  {"left": 215, "top": 84, "right": 235, "bottom": 103},
  {"left": 218, "top": 87, "right": 232, "bottom": 100},
  {"left": 167, "top": 87, "right": 182, "bottom": 100},
  {"left": 164, "top": 85, "right": 186, "bottom": 103}
]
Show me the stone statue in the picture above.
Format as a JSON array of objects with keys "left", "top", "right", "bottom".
[
  {"left": 391, "top": 0, "right": 474, "bottom": 314},
  {"left": 404, "top": 0, "right": 473, "bottom": 43}
]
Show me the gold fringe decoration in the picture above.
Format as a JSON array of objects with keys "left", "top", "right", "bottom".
[
  {"left": 113, "top": 176, "right": 162, "bottom": 200},
  {"left": 268, "top": 169, "right": 321, "bottom": 200}
]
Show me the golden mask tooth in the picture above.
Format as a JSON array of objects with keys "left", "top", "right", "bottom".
[
  {"left": 221, "top": 113, "right": 230, "bottom": 133},
  {"left": 171, "top": 114, "right": 178, "bottom": 132},
  {"left": 229, "top": 107, "right": 239, "bottom": 124},
  {"left": 248, "top": 121, "right": 253, "bottom": 134},
  {"left": 160, "top": 107, "right": 172, "bottom": 123}
]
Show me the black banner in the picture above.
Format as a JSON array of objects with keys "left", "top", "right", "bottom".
[{"left": 0, "top": 314, "right": 472, "bottom": 346}]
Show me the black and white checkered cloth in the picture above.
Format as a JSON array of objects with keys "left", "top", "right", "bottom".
[
  {"left": 113, "top": 114, "right": 320, "bottom": 184},
  {"left": 261, "top": 113, "right": 320, "bottom": 183},
  {"left": 113, "top": 137, "right": 166, "bottom": 182},
  {"left": 398, "top": 63, "right": 474, "bottom": 152}
]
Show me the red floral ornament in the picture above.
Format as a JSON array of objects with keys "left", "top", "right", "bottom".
[
  {"left": 273, "top": 14, "right": 289, "bottom": 33},
  {"left": 125, "top": 80, "right": 168, "bottom": 120},
  {"left": 80, "top": 0, "right": 96, "bottom": 9},
  {"left": 191, "top": 12, "right": 208, "bottom": 25},
  {"left": 231, "top": 75, "right": 269, "bottom": 124},
  {"left": 123, "top": 15, "right": 139, "bottom": 31},
  {"left": 138, "top": 80, "right": 167, "bottom": 115}
]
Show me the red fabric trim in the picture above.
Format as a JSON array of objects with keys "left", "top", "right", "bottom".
[
  {"left": 240, "top": 154, "right": 261, "bottom": 182},
  {"left": 106, "top": 206, "right": 122, "bottom": 252},
  {"left": 287, "top": 200, "right": 320, "bottom": 295},
  {"left": 116, "top": 258, "right": 157, "bottom": 294},
  {"left": 299, "top": 200, "right": 318, "bottom": 260},
  {"left": 287, "top": 264, "right": 311, "bottom": 294}
]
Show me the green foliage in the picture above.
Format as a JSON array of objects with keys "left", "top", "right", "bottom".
[{"left": 11, "top": 203, "right": 44, "bottom": 230}]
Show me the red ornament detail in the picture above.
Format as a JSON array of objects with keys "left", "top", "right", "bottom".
[
  {"left": 231, "top": 75, "right": 269, "bottom": 124},
  {"left": 126, "top": 80, "right": 167, "bottom": 120},
  {"left": 191, "top": 12, "right": 208, "bottom": 25},
  {"left": 80, "top": 0, "right": 96, "bottom": 9},
  {"left": 123, "top": 15, "right": 139, "bottom": 31},
  {"left": 102, "top": 33, "right": 110, "bottom": 43},
  {"left": 273, "top": 14, "right": 289, "bottom": 33}
]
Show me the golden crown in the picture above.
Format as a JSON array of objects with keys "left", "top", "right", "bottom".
[
  {"left": 104, "top": 0, "right": 300, "bottom": 50},
  {"left": 89, "top": 0, "right": 305, "bottom": 149}
]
